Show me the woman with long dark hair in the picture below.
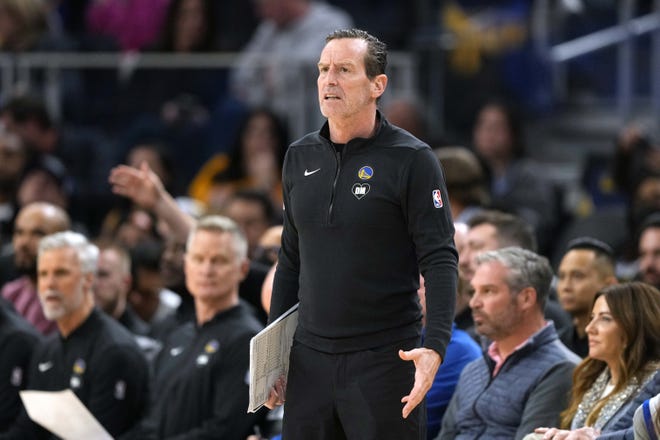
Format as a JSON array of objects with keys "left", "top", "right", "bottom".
[{"left": 528, "top": 282, "right": 660, "bottom": 439}]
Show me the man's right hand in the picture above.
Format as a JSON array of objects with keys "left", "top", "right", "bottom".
[
  {"left": 264, "top": 376, "right": 287, "bottom": 409},
  {"left": 109, "top": 162, "right": 164, "bottom": 210}
]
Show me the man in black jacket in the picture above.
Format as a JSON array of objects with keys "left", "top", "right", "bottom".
[
  {"left": 145, "top": 215, "right": 265, "bottom": 439},
  {"left": 267, "top": 29, "right": 458, "bottom": 439},
  {"left": 1, "top": 231, "right": 149, "bottom": 439},
  {"left": 94, "top": 243, "right": 150, "bottom": 336}
]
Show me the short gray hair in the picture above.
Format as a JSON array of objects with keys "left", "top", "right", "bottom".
[
  {"left": 187, "top": 215, "right": 248, "bottom": 261},
  {"left": 475, "top": 247, "right": 552, "bottom": 309},
  {"left": 38, "top": 231, "right": 99, "bottom": 274}
]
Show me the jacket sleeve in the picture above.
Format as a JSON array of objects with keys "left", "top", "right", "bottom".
[
  {"left": 599, "top": 371, "right": 660, "bottom": 436},
  {"left": 0, "top": 330, "right": 40, "bottom": 431},
  {"left": 596, "top": 428, "right": 634, "bottom": 440},
  {"left": 515, "top": 361, "right": 576, "bottom": 440},
  {"left": 270, "top": 149, "right": 301, "bottom": 323},
  {"left": 403, "top": 147, "right": 458, "bottom": 358},
  {"left": 0, "top": 344, "right": 52, "bottom": 440}
]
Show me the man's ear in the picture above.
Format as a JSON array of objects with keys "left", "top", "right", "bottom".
[
  {"left": 238, "top": 259, "right": 250, "bottom": 283},
  {"left": 517, "top": 286, "right": 538, "bottom": 311},
  {"left": 605, "top": 275, "right": 618, "bottom": 286},
  {"left": 84, "top": 272, "right": 95, "bottom": 293},
  {"left": 371, "top": 74, "right": 388, "bottom": 99}
]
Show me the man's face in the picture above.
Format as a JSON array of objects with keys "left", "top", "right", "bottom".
[
  {"left": 127, "top": 267, "right": 162, "bottom": 320},
  {"left": 0, "top": 135, "right": 25, "bottom": 186},
  {"left": 317, "top": 38, "right": 381, "bottom": 122},
  {"left": 460, "top": 223, "right": 499, "bottom": 281},
  {"left": 174, "top": 0, "right": 205, "bottom": 51},
  {"left": 8, "top": 118, "right": 53, "bottom": 154},
  {"left": 16, "top": 169, "right": 68, "bottom": 208},
  {"left": 557, "top": 249, "right": 609, "bottom": 317},
  {"left": 184, "top": 230, "right": 246, "bottom": 305},
  {"left": 469, "top": 260, "right": 522, "bottom": 340},
  {"left": 37, "top": 247, "right": 89, "bottom": 322},
  {"left": 161, "top": 237, "right": 186, "bottom": 288},
  {"left": 94, "top": 248, "right": 130, "bottom": 316},
  {"left": 473, "top": 105, "right": 513, "bottom": 162},
  {"left": 639, "top": 227, "right": 660, "bottom": 288},
  {"left": 13, "top": 207, "right": 61, "bottom": 275},
  {"left": 225, "top": 200, "right": 268, "bottom": 258}
]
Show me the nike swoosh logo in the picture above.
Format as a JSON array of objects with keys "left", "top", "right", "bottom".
[
  {"left": 38, "top": 361, "right": 53, "bottom": 372},
  {"left": 304, "top": 168, "right": 320, "bottom": 176},
  {"left": 170, "top": 347, "right": 184, "bottom": 357}
]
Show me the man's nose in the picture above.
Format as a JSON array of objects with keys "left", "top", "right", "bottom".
[
  {"left": 326, "top": 68, "right": 339, "bottom": 84},
  {"left": 40, "top": 273, "right": 55, "bottom": 288}
]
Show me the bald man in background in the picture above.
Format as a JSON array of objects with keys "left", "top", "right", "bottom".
[{"left": 1, "top": 202, "right": 70, "bottom": 334}]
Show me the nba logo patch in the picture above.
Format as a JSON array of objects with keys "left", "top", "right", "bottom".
[
  {"left": 432, "top": 189, "right": 443, "bottom": 208},
  {"left": 114, "top": 380, "right": 126, "bottom": 400},
  {"left": 10, "top": 367, "right": 22, "bottom": 387}
]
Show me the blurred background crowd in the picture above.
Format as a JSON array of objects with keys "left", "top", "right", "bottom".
[
  {"left": 0, "top": 0, "right": 659, "bottom": 438},
  {"left": 0, "top": 0, "right": 657, "bottom": 272}
]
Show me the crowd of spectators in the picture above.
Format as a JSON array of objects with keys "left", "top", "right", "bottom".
[{"left": 0, "top": 1, "right": 658, "bottom": 439}]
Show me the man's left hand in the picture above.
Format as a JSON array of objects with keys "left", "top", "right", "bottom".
[{"left": 398, "top": 348, "right": 442, "bottom": 419}]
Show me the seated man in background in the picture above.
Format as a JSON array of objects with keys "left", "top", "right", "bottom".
[
  {"left": 2, "top": 202, "right": 70, "bottom": 335},
  {"left": 438, "top": 247, "right": 580, "bottom": 440},
  {"left": 142, "top": 216, "right": 266, "bottom": 438},
  {"left": 1, "top": 231, "right": 149, "bottom": 439},
  {"left": 94, "top": 242, "right": 150, "bottom": 335},
  {"left": 638, "top": 213, "right": 660, "bottom": 290},
  {"left": 556, "top": 237, "right": 617, "bottom": 358},
  {"left": 458, "top": 210, "right": 572, "bottom": 343},
  {"left": 94, "top": 242, "right": 161, "bottom": 360}
]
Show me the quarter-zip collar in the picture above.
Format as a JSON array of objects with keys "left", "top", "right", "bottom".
[
  {"left": 195, "top": 302, "right": 243, "bottom": 334},
  {"left": 319, "top": 110, "right": 386, "bottom": 154},
  {"left": 58, "top": 308, "right": 98, "bottom": 343}
]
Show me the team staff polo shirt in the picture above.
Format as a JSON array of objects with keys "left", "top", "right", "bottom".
[
  {"left": 1, "top": 309, "right": 150, "bottom": 439},
  {"left": 148, "top": 301, "right": 265, "bottom": 439}
]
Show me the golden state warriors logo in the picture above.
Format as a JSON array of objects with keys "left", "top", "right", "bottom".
[
  {"left": 73, "top": 359, "right": 86, "bottom": 375},
  {"left": 204, "top": 340, "right": 219, "bottom": 354},
  {"left": 357, "top": 166, "right": 374, "bottom": 180},
  {"left": 71, "top": 358, "right": 86, "bottom": 389}
]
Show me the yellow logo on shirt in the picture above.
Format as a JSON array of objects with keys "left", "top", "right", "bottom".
[
  {"left": 358, "top": 166, "right": 374, "bottom": 180},
  {"left": 205, "top": 340, "right": 219, "bottom": 354},
  {"left": 73, "top": 358, "right": 86, "bottom": 375}
]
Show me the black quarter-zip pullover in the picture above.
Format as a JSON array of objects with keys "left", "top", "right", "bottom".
[{"left": 272, "top": 113, "right": 458, "bottom": 357}]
